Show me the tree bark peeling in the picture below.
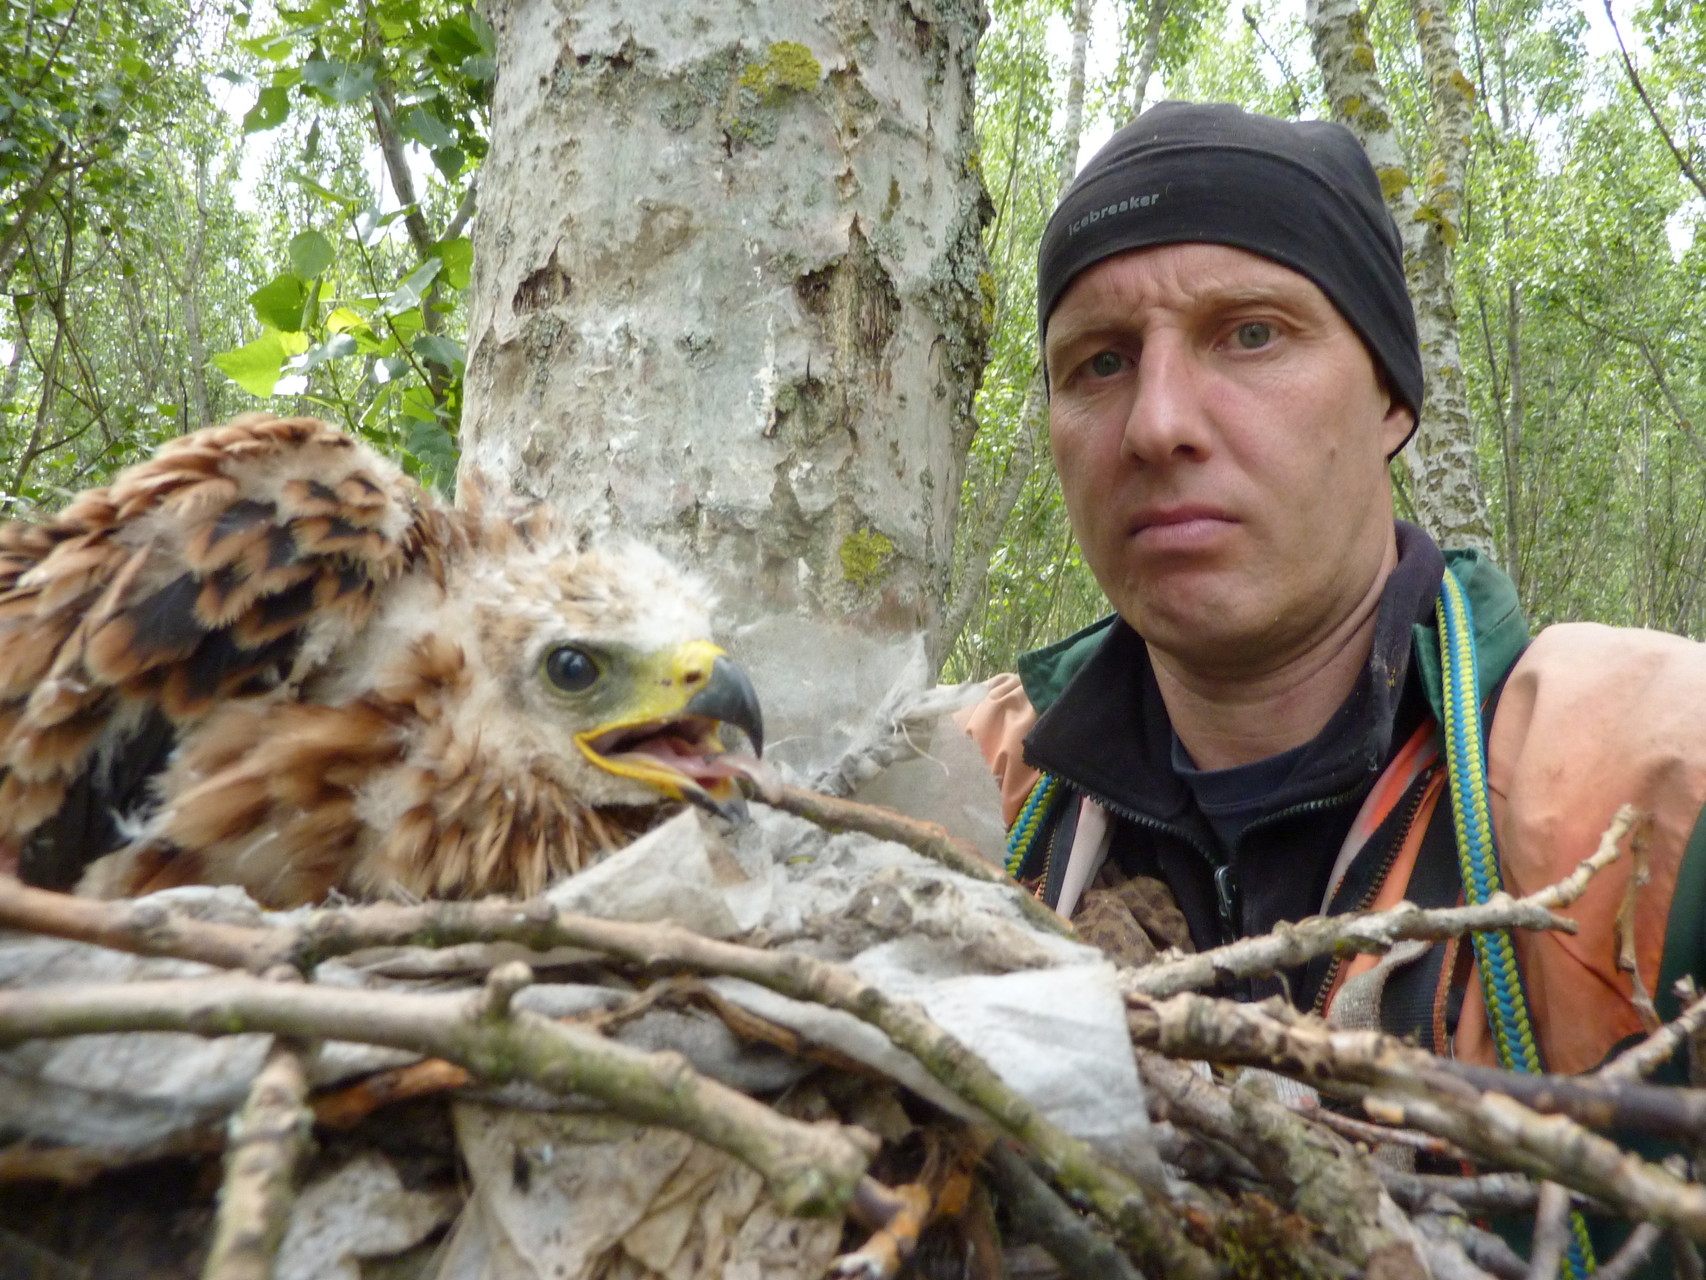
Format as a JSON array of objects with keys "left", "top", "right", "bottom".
[{"left": 463, "top": 0, "right": 990, "bottom": 658}]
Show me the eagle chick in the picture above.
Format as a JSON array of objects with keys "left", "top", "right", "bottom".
[{"left": 0, "top": 414, "right": 762, "bottom": 906}]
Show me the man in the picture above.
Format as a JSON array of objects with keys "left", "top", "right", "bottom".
[{"left": 962, "top": 101, "right": 1706, "bottom": 1082}]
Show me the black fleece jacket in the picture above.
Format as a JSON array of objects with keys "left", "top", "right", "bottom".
[{"left": 1020, "top": 523, "right": 1447, "bottom": 1002}]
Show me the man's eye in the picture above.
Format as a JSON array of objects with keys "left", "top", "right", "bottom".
[
  {"left": 1233, "top": 322, "right": 1274, "bottom": 349},
  {"left": 1088, "top": 351, "right": 1125, "bottom": 377}
]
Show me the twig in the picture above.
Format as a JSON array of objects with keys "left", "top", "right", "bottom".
[
  {"left": 1131, "top": 992, "right": 1706, "bottom": 1141},
  {"left": 1363, "top": 1088, "right": 1706, "bottom": 1242},
  {"left": 1380, "top": 1170, "right": 1548, "bottom": 1216},
  {"left": 1228, "top": 1072, "right": 1425, "bottom": 1270},
  {"left": 311, "top": 1058, "right": 472, "bottom": 1129},
  {"left": 1410, "top": 1212, "right": 1528, "bottom": 1280},
  {"left": 1524, "top": 1180, "right": 1571, "bottom": 1280},
  {"left": 1595, "top": 1221, "right": 1665, "bottom": 1280},
  {"left": 761, "top": 788, "right": 1073, "bottom": 938},
  {"left": 0, "top": 965, "right": 875, "bottom": 1218},
  {"left": 1602, "top": 0, "right": 1706, "bottom": 203},
  {"left": 1125, "top": 805, "right": 1632, "bottom": 999},
  {"left": 0, "top": 874, "right": 271, "bottom": 971},
  {"left": 1613, "top": 814, "right": 1662, "bottom": 1033},
  {"left": 1597, "top": 981, "right": 1706, "bottom": 1082},
  {"left": 981, "top": 1141, "right": 1146, "bottom": 1280},
  {"left": 201, "top": 1037, "right": 313, "bottom": 1280},
  {"left": 0, "top": 1125, "right": 227, "bottom": 1184},
  {"left": 1288, "top": 1096, "right": 1463, "bottom": 1159},
  {"left": 1671, "top": 1227, "right": 1706, "bottom": 1280},
  {"left": 1137, "top": 1051, "right": 1250, "bottom": 1159}
]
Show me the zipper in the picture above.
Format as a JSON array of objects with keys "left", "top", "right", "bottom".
[
  {"left": 1307, "top": 773, "right": 1434, "bottom": 1017},
  {"left": 1056, "top": 790, "right": 1234, "bottom": 937},
  {"left": 1041, "top": 775, "right": 1369, "bottom": 943}
]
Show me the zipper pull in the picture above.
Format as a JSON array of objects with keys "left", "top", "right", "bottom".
[{"left": 1214, "top": 864, "right": 1240, "bottom": 935}]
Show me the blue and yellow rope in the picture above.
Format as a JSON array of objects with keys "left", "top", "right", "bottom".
[
  {"left": 1006, "top": 772, "right": 1061, "bottom": 877},
  {"left": 1437, "top": 569, "right": 1595, "bottom": 1276}
]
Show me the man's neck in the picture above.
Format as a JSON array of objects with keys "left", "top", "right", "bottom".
[{"left": 1150, "top": 548, "right": 1398, "bottom": 772}]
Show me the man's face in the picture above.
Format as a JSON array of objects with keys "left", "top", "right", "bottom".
[{"left": 1044, "top": 243, "right": 1415, "bottom": 679}]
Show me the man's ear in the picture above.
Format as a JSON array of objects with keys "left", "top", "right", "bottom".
[{"left": 1380, "top": 398, "right": 1416, "bottom": 459}]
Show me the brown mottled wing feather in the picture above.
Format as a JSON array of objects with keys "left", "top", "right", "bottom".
[{"left": 0, "top": 414, "right": 446, "bottom": 890}]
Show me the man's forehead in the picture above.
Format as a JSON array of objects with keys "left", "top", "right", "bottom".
[{"left": 1046, "top": 244, "right": 1332, "bottom": 337}]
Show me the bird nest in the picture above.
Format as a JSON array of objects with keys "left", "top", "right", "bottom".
[{"left": 3, "top": 796, "right": 1704, "bottom": 1279}]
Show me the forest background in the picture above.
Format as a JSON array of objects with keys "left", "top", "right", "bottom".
[{"left": 2, "top": 0, "right": 1702, "bottom": 683}]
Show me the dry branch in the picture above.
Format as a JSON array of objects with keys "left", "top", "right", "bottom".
[
  {"left": 1129, "top": 990, "right": 1706, "bottom": 1239},
  {"left": 201, "top": 1037, "right": 313, "bottom": 1280},
  {"left": 1599, "top": 981, "right": 1706, "bottom": 1082},
  {"left": 761, "top": 787, "right": 1072, "bottom": 937},
  {"left": 1129, "top": 990, "right": 1706, "bottom": 1141},
  {"left": 0, "top": 964, "right": 875, "bottom": 1218},
  {"left": 1126, "top": 803, "right": 1632, "bottom": 999}
]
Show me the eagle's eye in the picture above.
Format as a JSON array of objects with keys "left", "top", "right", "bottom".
[{"left": 543, "top": 645, "right": 599, "bottom": 692}]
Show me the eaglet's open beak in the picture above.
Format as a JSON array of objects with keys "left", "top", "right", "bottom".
[{"left": 574, "top": 640, "right": 764, "bottom": 820}]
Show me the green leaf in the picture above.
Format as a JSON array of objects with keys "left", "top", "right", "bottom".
[
  {"left": 213, "top": 329, "right": 308, "bottom": 397},
  {"left": 434, "top": 236, "right": 473, "bottom": 290},
  {"left": 399, "top": 383, "right": 438, "bottom": 422},
  {"left": 299, "top": 332, "right": 359, "bottom": 371},
  {"left": 355, "top": 204, "right": 406, "bottom": 246},
  {"left": 242, "top": 86, "right": 291, "bottom": 133},
  {"left": 288, "top": 229, "right": 334, "bottom": 280},
  {"left": 326, "top": 306, "right": 370, "bottom": 334},
  {"left": 413, "top": 333, "right": 465, "bottom": 371},
  {"left": 400, "top": 106, "right": 455, "bottom": 150},
  {"left": 404, "top": 417, "right": 459, "bottom": 495},
  {"left": 460, "top": 54, "right": 497, "bottom": 82},
  {"left": 429, "top": 15, "right": 483, "bottom": 60},
  {"left": 301, "top": 58, "right": 378, "bottom": 104},
  {"left": 288, "top": 170, "right": 358, "bottom": 209},
  {"left": 249, "top": 274, "right": 310, "bottom": 331},
  {"left": 381, "top": 260, "right": 442, "bottom": 316},
  {"left": 431, "top": 146, "right": 465, "bottom": 179},
  {"left": 238, "top": 33, "right": 296, "bottom": 62}
]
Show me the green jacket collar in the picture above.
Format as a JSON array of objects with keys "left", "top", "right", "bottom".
[{"left": 1413, "top": 547, "right": 1530, "bottom": 717}]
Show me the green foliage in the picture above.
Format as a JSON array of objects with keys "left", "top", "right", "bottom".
[
  {"left": 9, "top": 0, "right": 1706, "bottom": 669},
  {"left": 212, "top": 0, "right": 494, "bottom": 490}
]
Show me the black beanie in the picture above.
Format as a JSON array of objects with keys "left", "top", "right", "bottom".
[{"left": 1037, "top": 101, "right": 1423, "bottom": 445}]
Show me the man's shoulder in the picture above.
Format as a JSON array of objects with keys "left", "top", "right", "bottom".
[
  {"left": 1493, "top": 618, "right": 1706, "bottom": 778},
  {"left": 1486, "top": 619, "right": 1706, "bottom": 1073}
]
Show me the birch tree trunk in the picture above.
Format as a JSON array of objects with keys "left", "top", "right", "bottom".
[
  {"left": 462, "top": 0, "right": 989, "bottom": 742},
  {"left": 1127, "top": 0, "right": 1168, "bottom": 120},
  {"left": 1306, "top": 0, "right": 1496, "bottom": 559}
]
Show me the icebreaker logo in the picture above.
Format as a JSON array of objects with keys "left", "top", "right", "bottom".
[{"left": 1069, "top": 191, "right": 1162, "bottom": 236}]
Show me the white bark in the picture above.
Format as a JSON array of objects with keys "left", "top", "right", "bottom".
[
  {"left": 463, "top": 0, "right": 989, "bottom": 677},
  {"left": 1128, "top": 0, "right": 1167, "bottom": 120},
  {"left": 1306, "top": 0, "right": 1496, "bottom": 559}
]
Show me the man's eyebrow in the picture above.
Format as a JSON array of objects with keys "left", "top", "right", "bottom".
[{"left": 1194, "top": 284, "right": 1312, "bottom": 312}]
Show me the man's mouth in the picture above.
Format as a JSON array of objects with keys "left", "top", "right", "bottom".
[{"left": 1131, "top": 505, "right": 1236, "bottom": 548}]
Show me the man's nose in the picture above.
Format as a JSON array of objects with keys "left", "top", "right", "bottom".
[{"left": 1121, "top": 336, "right": 1208, "bottom": 464}]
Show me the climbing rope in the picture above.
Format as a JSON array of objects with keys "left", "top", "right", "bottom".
[
  {"left": 1005, "top": 772, "right": 1061, "bottom": 878},
  {"left": 1437, "top": 568, "right": 1596, "bottom": 1276}
]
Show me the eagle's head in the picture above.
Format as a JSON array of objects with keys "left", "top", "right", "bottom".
[{"left": 433, "top": 534, "right": 763, "bottom": 819}]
